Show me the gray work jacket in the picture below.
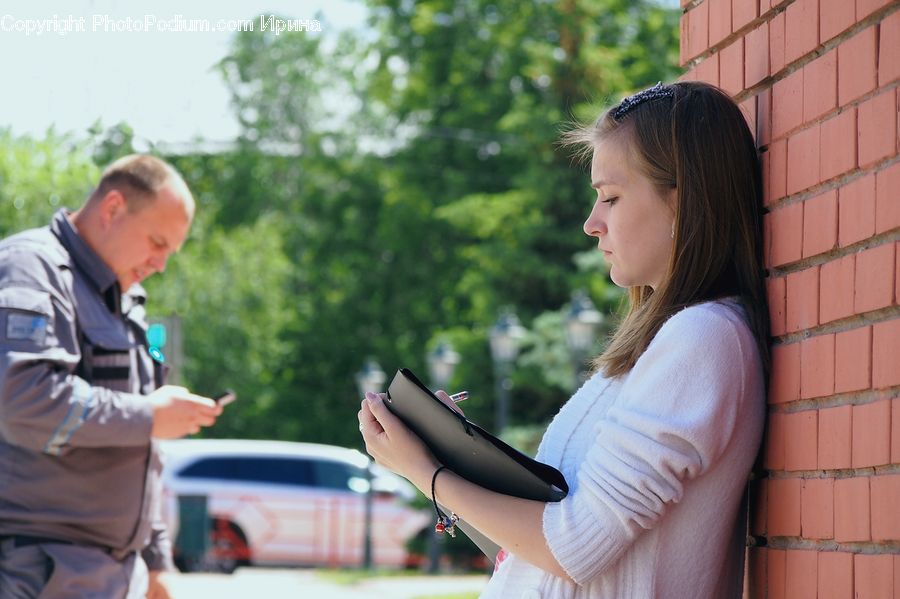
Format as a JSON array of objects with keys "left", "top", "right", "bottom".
[{"left": 0, "top": 210, "right": 174, "bottom": 571}]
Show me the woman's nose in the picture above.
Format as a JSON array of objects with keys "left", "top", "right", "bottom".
[{"left": 583, "top": 200, "right": 607, "bottom": 237}]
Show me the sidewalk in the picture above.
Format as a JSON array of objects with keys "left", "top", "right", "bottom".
[{"left": 165, "top": 568, "right": 489, "bottom": 599}]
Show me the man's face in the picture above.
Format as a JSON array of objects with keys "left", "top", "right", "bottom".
[{"left": 99, "top": 186, "right": 193, "bottom": 291}]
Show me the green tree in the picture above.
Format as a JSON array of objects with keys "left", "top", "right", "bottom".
[
  {"left": 0, "top": 129, "right": 98, "bottom": 236},
  {"left": 0, "top": 2, "right": 679, "bottom": 446}
]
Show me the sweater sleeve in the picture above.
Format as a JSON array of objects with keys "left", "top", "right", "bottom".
[{"left": 542, "top": 302, "right": 758, "bottom": 584}]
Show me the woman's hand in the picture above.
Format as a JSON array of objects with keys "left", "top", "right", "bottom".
[{"left": 357, "top": 392, "right": 440, "bottom": 491}]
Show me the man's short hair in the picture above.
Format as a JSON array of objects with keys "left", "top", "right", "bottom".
[{"left": 90, "top": 154, "right": 184, "bottom": 212}]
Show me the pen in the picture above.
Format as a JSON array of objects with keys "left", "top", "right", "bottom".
[{"left": 449, "top": 391, "right": 469, "bottom": 403}]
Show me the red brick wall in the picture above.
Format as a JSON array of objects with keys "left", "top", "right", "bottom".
[{"left": 679, "top": 0, "right": 900, "bottom": 597}]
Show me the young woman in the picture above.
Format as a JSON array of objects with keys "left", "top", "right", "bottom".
[{"left": 358, "top": 81, "right": 769, "bottom": 598}]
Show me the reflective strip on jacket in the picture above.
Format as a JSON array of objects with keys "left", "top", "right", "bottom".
[{"left": 0, "top": 210, "right": 173, "bottom": 570}]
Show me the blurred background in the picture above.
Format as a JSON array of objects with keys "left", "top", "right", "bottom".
[{"left": 0, "top": 0, "right": 681, "bottom": 583}]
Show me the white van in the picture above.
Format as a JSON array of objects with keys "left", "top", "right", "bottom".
[{"left": 160, "top": 439, "right": 430, "bottom": 572}]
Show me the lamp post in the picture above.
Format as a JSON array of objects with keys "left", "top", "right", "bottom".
[
  {"left": 355, "top": 358, "right": 386, "bottom": 570},
  {"left": 565, "top": 290, "right": 602, "bottom": 385},
  {"left": 489, "top": 310, "right": 525, "bottom": 434},
  {"left": 427, "top": 341, "right": 460, "bottom": 393},
  {"left": 425, "top": 341, "right": 460, "bottom": 574}
]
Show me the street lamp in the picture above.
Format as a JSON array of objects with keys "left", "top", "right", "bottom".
[
  {"left": 424, "top": 340, "right": 460, "bottom": 574},
  {"left": 355, "top": 357, "right": 386, "bottom": 571},
  {"left": 565, "top": 290, "right": 602, "bottom": 385},
  {"left": 356, "top": 358, "right": 387, "bottom": 396},
  {"left": 427, "top": 341, "right": 460, "bottom": 391},
  {"left": 489, "top": 310, "right": 525, "bottom": 434}
]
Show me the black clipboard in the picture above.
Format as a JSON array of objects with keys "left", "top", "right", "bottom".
[{"left": 384, "top": 368, "right": 568, "bottom": 561}]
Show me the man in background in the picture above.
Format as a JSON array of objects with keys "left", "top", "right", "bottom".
[{"left": 0, "top": 154, "right": 221, "bottom": 598}]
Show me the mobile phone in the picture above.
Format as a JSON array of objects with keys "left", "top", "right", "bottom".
[{"left": 214, "top": 390, "right": 237, "bottom": 407}]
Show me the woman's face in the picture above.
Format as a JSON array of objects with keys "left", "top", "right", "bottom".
[{"left": 583, "top": 137, "right": 676, "bottom": 290}]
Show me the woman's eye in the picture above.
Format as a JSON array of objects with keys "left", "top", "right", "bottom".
[{"left": 601, "top": 196, "right": 618, "bottom": 205}]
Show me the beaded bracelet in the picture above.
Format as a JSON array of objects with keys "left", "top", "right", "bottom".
[{"left": 431, "top": 465, "right": 459, "bottom": 537}]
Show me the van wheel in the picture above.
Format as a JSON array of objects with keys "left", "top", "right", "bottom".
[{"left": 208, "top": 518, "right": 251, "bottom": 574}]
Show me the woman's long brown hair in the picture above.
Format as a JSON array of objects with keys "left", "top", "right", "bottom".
[{"left": 564, "top": 81, "right": 770, "bottom": 379}]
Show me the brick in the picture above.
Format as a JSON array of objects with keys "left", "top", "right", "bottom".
[
  {"left": 765, "top": 411, "right": 787, "bottom": 469},
  {"left": 820, "top": 0, "right": 855, "bottom": 43},
  {"left": 765, "top": 138, "right": 787, "bottom": 204},
  {"left": 746, "top": 23, "right": 769, "bottom": 87},
  {"left": 871, "top": 474, "right": 900, "bottom": 541},
  {"left": 854, "top": 243, "right": 895, "bottom": 313},
  {"left": 679, "top": 66, "right": 698, "bottom": 82},
  {"left": 784, "top": 410, "right": 818, "bottom": 469},
  {"left": 852, "top": 400, "right": 891, "bottom": 467},
  {"left": 758, "top": 87, "right": 772, "bottom": 145},
  {"left": 787, "top": 125, "right": 821, "bottom": 195},
  {"left": 873, "top": 318, "right": 900, "bottom": 388},
  {"left": 769, "top": 548, "right": 787, "bottom": 599},
  {"left": 834, "top": 326, "right": 871, "bottom": 393},
  {"left": 768, "top": 202, "right": 803, "bottom": 266},
  {"left": 875, "top": 162, "right": 900, "bottom": 234},
  {"left": 785, "top": 266, "right": 819, "bottom": 332},
  {"left": 833, "top": 476, "right": 870, "bottom": 542},
  {"left": 802, "top": 190, "right": 838, "bottom": 257},
  {"left": 891, "top": 561, "right": 900, "bottom": 599},
  {"left": 767, "top": 276, "right": 787, "bottom": 336},
  {"left": 747, "top": 547, "right": 767, "bottom": 599},
  {"left": 880, "top": 9, "right": 900, "bottom": 86},
  {"left": 768, "top": 477, "right": 802, "bottom": 536},
  {"left": 804, "top": 49, "right": 838, "bottom": 122},
  {"left": 709, "top": 0, "right": 732, "bottom": 47},
  {"left": 817, "top": 551, "right": 853, "bottom": 599},
  {"left": 819, "top": 108, "right": 856, "bottom": 181},
  {"left": 680, "top": 12, "right": 690, "bottom": 67},
  {"left": 800, "top": 334, "right": 835, "bottom": 400},
  {"left": 858, "top": 90, "right": 898, "bottom": 168},
  {"left": 719, "top": 38, "right": 745, "bottom": 96},
  {"left": 785, "top": 550, "right": 817, "bottom": 599},
  {"left": 857, "top": 0, "right": 894, "bottom": 19},
  {"left": 685, "top": 1, "right": 710, "bottom": 64},
  {"left": 770, "top": 11, "right": 786, "bottom": 74},
  {"left": 695, "top": 52, "right": 720, "bottom": 86},
  {"left": 894, "top": 398, "right": 900, "bottom": 463},
  {"left": 741, "top": 95, "right": 757, "bottom": 137},
  {"left": 801, "top": 477, "right": 834, "bottom": 539},
  {"left": 854, "top": 554, "right": 894, "bottom": 599},
  {"left": 770, "top": 342, "right": 800, "bottom": 404},
  {"left": 838, "top": 27, "right": 878, "bottom": 106},
  {"left": 772, "top": 69, "right": 803, "bottom": 140},
  {"left": 820, "top": 255, "right": 856, "bottom": 323},
  {"left": 732, "top": 0, "right": 758, "bottom": 32},
  {"left": 785, "top": 0, "right": 819, "bottom": 64},
  {"left": 839, "top": 173, "right": 876, "bottom": 247},
  {"left": 818, "top": 405, "right": 852, "bottom": 469}
]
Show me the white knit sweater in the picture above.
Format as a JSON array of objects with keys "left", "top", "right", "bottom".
[{"left": 479, "top": 298, "right": 765, "bottom": 599}]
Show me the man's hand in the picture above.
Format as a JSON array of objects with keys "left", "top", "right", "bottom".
[
  {"left": 149, "top": 385, "right": 221, "bottom": 439},
  {"left": 147, "top": 570, "right": 173, "bottom": 599}
]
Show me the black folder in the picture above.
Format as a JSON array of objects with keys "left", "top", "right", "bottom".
[{"left": 384, "top": 368, "right": 569, "bottom": 560}]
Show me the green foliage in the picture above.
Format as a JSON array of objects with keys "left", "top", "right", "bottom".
[
  {"left": 0, "top": 0, "right": 680, "bottom": 450},
  {"left": 0, "top": 129, "right": 98, "bottom": 236}
]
